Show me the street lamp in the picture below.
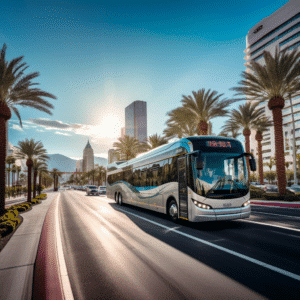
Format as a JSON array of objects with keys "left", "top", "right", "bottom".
[{"left": 289, "top": 93, "right": 298, "bottom": 185}]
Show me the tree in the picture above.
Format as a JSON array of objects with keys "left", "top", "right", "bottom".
[
  {"left": 264, "top": 157, "right": 276, "bottom": 171},
  {"left": 222, "top": 102, "right": 265, "bottom": 178},
  {"left": 164, "top": 107, "right": 198, "bottom": 139},
  {"left": 253, "top": 116, "right": 273, "bottom": 185},
  {"left": 218, "top": 122, "right": 240, "bottom": 139},
  {"left": 0, "top": 43, "right": 56, "bottom": 216},
  {"left": 14, "top": 139, "right": 47, "bottom": 202},
  {"left": 51, "top": 168, "right": 62, "bottom": 191},
  {"left": 5, "top": 155, "right": 15, "bottom": 189},
  {"left": 113, "top": 135, "right": 142, "bottom": 160},
  {"left": 264, "top": 171, "right": 277, "bottom": 184},
  {"left": 181, "top": 88, "right": 238, "bottom": 135},
  {"left": 32, "top": 159, "right": 48, "bottom": 197},
  {"left": 143, "top": 134, "right": 168, "bottom": 151},
  {"left": 232, "top": 49, "right": 300, "bottom": 195}
]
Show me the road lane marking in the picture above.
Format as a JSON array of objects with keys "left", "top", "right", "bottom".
[
  {"left": 240, "top": 219, "right": 300, "bottom": 233},
  {"left": 115, "top": 207, "right": 300, "bottom": 281},
  {"left": 56, "top": 193, "right": 74, "bottom": 300},
  {"left": 252, "top": 211, "right": 300, "bottom": 219},
  {"left": 269, "top": 230, "right": 300, "bottom": 239}
]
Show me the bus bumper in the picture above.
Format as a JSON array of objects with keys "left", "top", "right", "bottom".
[{"left": 190, "top": 205, "right": 251, "bottom": 222}]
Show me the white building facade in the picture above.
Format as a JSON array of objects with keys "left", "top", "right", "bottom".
[{"left": 245, "top": 0, "right": 300, "bottom": 172}]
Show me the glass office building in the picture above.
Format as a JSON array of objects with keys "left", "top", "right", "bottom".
[{"left": 245, "top": 0, "right": 300, "bottom": 172}]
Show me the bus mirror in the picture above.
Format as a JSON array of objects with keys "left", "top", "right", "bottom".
[
  {"left": 196, "top": 156, "right": 204, "bottom": 170},
  {"left": 249, "top": 158, "right": 256, "bottom": 171}
]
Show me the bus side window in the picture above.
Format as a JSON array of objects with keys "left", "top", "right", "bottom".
[
  {"left": 141, "top": 166, "right": 147, "bottom": 187},
  {"left": 162, "top": 159, "right": 169, "bottom": 184},
  {"left": 152, "top": 163, "right": 160, "bottom": 186},
  {"left": 169, "top": 157, "right": 178, "bottom": 182}
]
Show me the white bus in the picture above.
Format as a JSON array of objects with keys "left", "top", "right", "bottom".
[{"left": 106, "top": 136, "right": 256, "bottom": 222}]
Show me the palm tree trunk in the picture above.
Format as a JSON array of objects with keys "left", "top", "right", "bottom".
[
  {"left": 268, "top": 97, "right": 286, "bottom": 195},
  {"left": 38, "top": 173, "right": 42, "bottom": 195},
  {"left": 255, "top": 133, "right": 264, "bottom": 185},
  {"left": 243, "top": 129, "right": 251, "bottom": 180},
  {"left": 26, "top": 159, "right": 33, "bottom": 202},
  {"left": 33, "top": 170, "right": 37, "bottom": 198},
  {"left": 198, "top": 121, "right": 208, "bottom": 136}
]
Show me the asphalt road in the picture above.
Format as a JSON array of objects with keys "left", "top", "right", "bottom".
[{"left": 58, "top": 190, "right": 300, "bottom": 300}]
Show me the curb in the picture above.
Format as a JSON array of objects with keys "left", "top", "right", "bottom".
[
  {"left": 251, "top": 200, "right": 300, "bottom": 208},
  {"left": 32, "top": 196, "right": 64, "bottom": 299}
]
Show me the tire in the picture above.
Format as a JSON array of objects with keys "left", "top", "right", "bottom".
[
  {"left": 168, "top": 200, "right": 178, "bottom": 222},
  {"left": 115, "top": 193, "right": 118, "bottom": 203},
  {"left": 118, "top": 193, "right": 123, "bottom": 206}
]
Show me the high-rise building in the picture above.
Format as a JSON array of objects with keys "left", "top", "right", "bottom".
[
  {"left": 245, "top": 0, "right": 300, "bottom": 171},
  {"left": 121, "top": 127, "right": 125, "bottom": 139},
  {"left": 108, "top": 149, "right": 119, "bottom": 164},
  {"left": 76, "top": 159, "right": 83, "bottom": 172},
  {"left": 125, "top": 100, "right": 147, "bottom": 142},
  {"left": 82, "top": 140, "right": 94, "bottom": 172}
]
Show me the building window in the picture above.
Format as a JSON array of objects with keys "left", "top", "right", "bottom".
[
  {"left": 262, "top": 149, "right": 271, "bottom": 154},
  {"left": 280, "top": 31, "right": 300, "bottom": 47}
]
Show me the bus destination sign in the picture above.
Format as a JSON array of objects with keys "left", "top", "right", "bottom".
[{"left": 206, "top": 140, "right": 231, "bottom": 148}]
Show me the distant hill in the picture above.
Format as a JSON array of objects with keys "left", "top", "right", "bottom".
[{"left": 47, "top": 154, "right": 107, "bottom": 172}]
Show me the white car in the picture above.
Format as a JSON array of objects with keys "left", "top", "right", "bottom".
[
  {"left": 98, "top": 186, "right": 106, "bottom": 195},
  {"left": 86, "top": 185, "right": 99, "bottom": 196}
]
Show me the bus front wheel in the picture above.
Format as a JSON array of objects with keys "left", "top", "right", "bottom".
[{"left": 168, "top": 200, "right": 178, "bottom": 222}]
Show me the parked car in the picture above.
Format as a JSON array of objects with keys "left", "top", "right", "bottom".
[
  {"left": 287, "top": 186, "right": 300, "bottom": 195},
  {"left": 250, "top": 182, "right": 260, "bottom": 186},
  {"left": 289, "top": 184, "right": 300, "bottom": 189},
  {"left": 262, "top": 184, "right": 278, "bottom": 193},
  {"left": 98, "top": 186, "right": 106, "bottom": 195},
  {"left": 86, "top": 185, "right": 99, "bottom": 196}
]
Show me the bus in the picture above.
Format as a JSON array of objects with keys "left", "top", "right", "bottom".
[{"left": 106, "top": 136, "right": 256, "bottom": 222}]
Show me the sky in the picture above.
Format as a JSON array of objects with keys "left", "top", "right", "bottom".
[{"left": 2, "top": 0, "right": 289, "bottom": 160}]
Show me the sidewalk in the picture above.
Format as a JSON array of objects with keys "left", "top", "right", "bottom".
[
  {"left": 0, "top": 192, "right": 58, "bottom": 300},
  {"left": 251, "top": 199, "right": 300, "bottom": 208}
]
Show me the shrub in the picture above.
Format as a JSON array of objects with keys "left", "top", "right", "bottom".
[
  {"left": 31, "top": 198, "right": 40, "bottom": 204},
  {"left": 250, "top": 186, "right": 266, "bottom": 199}
]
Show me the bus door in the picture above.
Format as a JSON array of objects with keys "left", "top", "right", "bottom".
[{"left": 177, "top": 156, "right": 188, "bottom": 220}]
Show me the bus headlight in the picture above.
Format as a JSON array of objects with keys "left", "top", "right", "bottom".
[
  {"left": 192, "top": 199, "right": 212, "bottom": 210},
  {"left": 242, "top": 201, "right": 250, "bottom": 207}
]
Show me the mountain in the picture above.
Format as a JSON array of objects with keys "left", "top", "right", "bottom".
[{"left": 47, "top": 154, "right": 107, "bottom": 172}]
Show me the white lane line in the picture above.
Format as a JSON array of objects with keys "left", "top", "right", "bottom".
[
  {"left": 239, "top": 219, "right": 300, "bottom": 233},
  {"left": 252, "top": 211, "right": 300, "bottom": 219},
  {"left": 115, "top": 207, "right": 300, "bottom": 281},
  {"left": 56, "top": 193, "right": 74, "bottom": 300},
  {"left": 269, "top": 230, "right": 300, "bottom": 239}
]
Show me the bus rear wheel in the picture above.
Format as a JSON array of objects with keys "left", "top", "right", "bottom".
[
  {"left": 168, "top": 200, "right": 178, "bottom": 222},
  {"left": 118, "top": 193, "right": 123, "bottom": 205}
]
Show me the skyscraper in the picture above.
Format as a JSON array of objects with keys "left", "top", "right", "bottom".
[
  {"left": 125, "top": 100, "right": 147, "bottom": 142},
  {"left": 245, "top": 0, "right": 300, "bottom": 171},
  {"left": 82, "top": 140, "right": 94, "bottom": 172}
]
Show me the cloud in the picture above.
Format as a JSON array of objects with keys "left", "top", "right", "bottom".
[
  {"left": 11, "top": 124, "right": 24, "bottom": 131},
  {"left": 55, "top": 131, "right": 72, "bottom": 136},
  {"left": 30, "top": 118, "right": 72, "bottom": 129}
]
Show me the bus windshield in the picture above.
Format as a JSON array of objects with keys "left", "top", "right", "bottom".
[{"left": 194, "top": 152, "right": 249, "bottom": 199}]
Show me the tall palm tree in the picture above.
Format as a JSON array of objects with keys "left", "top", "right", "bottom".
[
  {"left": 6, "top": 155, "right": 15, "bottom": 189},
  {"left": 37, "top": 164, "right": 48, "bottom": 195},
  {"left": 113, "top": 135, "right": 142, "bottom": 160},
  {"left": 14, "top": 139, "right": 47, "bottom": 202},
  {"left": 0, "top": 43, "right": 56, "bottom": 216},
  {"left": 96, "top": 166, "right": 106, "bottom": 186},
  {"left": 164, "top": 107, "right": 198, "bottom": 139},
  {"left": 218, "top": 122, "right": 241, "bottom": 139},
  {"left": 253, "top": 116, "right": 273, "bottom": 185},
  {"left": 224, "top": 102, "right": 265, "bottom": 178},
  {"left": 231, "top": 49, "right": 300, "bottom": 195},
  {"left": 144, "top": 134, "right": 168, "bottom": 151},
  {"left": 33, "top": 159, "right": 48, "bottom": 198},
  {"left": 181, "top": 89, "right": 238, "bottom": 135},
  {"left": 51, "top": 168, "right": 62, "bottom": 191}
]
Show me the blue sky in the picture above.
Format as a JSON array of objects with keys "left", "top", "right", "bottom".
[{"left": 3, "top": 0, "right": 288, "bottom": 160}]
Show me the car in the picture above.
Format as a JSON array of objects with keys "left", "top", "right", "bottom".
[
  {"left": 287, "top": 186, "right": 300, "bottom": 195},
  {"left": 262, "top": 184, "right": 278, "bottom": 193},
  {"left": 289, "top": 184, "right": 300, "bottom": 189},
  {"left": 86, "top": 185, "right": 99, "bottom": 196},
  {"left": 98, "top": 186, "right": 106, "bottom": 195},
  {"left": 250, "top": 182, "right": 260, "bottom": 186}
]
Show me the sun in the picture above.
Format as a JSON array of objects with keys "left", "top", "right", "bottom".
[{"left": 91, "top": 115, "right": 122, "bottom": 139}]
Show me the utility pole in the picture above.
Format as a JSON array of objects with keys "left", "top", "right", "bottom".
[{"left": 289, "top": 94, "right": 298, "bottom": 185}]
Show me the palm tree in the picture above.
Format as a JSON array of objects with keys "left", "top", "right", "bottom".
[
  {"left": 218, "top": 122, "right": 241, "bottom": 139},
  {"left": 51, "top": 168, "right": 62, "bottom": 191},
  {"left": 113, "top": 135, "right": 142, "bottom": 160},
  {"left": 37, "top": 164, "right": 48, "bottom": 195},
  {"left": 264, "top": 157, "right": 276, "bottom": 171},
  {"left": 231, "top": 49, "right": 300, "bottom": 195},
  {"left": 180, "top": 89, "right": 238, "bottom": 135},
  {"left": 96, "top": 166, "right": 106, "bottom": 186},
  {"left": 14, "top": 139, "right": 47, "bottom": 202},
  {"left": 224, "top": 102, "right": 265, "bottom": 178},
  {"left": 33, "top": 159, "right": 48, "bottom": 198},
  {"left": 164, "top": 107, "right": 198, "bottom": 139},
  {"left": 253, "top": 116, "right": 273, "bottom": 185},
  {"left": 143, "top": 134, "right": 168, "bottom": 151},
  {"left": 6, "top": 155, "right": 15, "bottom": 189},
  {"left": 0, "top": 43, "right": 56, "bottom": 216}
]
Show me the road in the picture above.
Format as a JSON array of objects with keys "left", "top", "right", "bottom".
[{"left": 58, "top": 190, "right": 300, "bottom": 299}]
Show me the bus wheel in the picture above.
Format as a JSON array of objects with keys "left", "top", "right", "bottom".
[
  {"left": 115, "top": 193, "right": 118, "bottom": 203},
  {"left": 168, "top": 200, "right": 178, "bottom": 222},
  {"left": 118, "top": 193, "right": 123, "bottom": 205}
]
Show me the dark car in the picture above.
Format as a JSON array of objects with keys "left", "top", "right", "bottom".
[{"left": 86, "top": 185, "right": 99, "bottom": 196}]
